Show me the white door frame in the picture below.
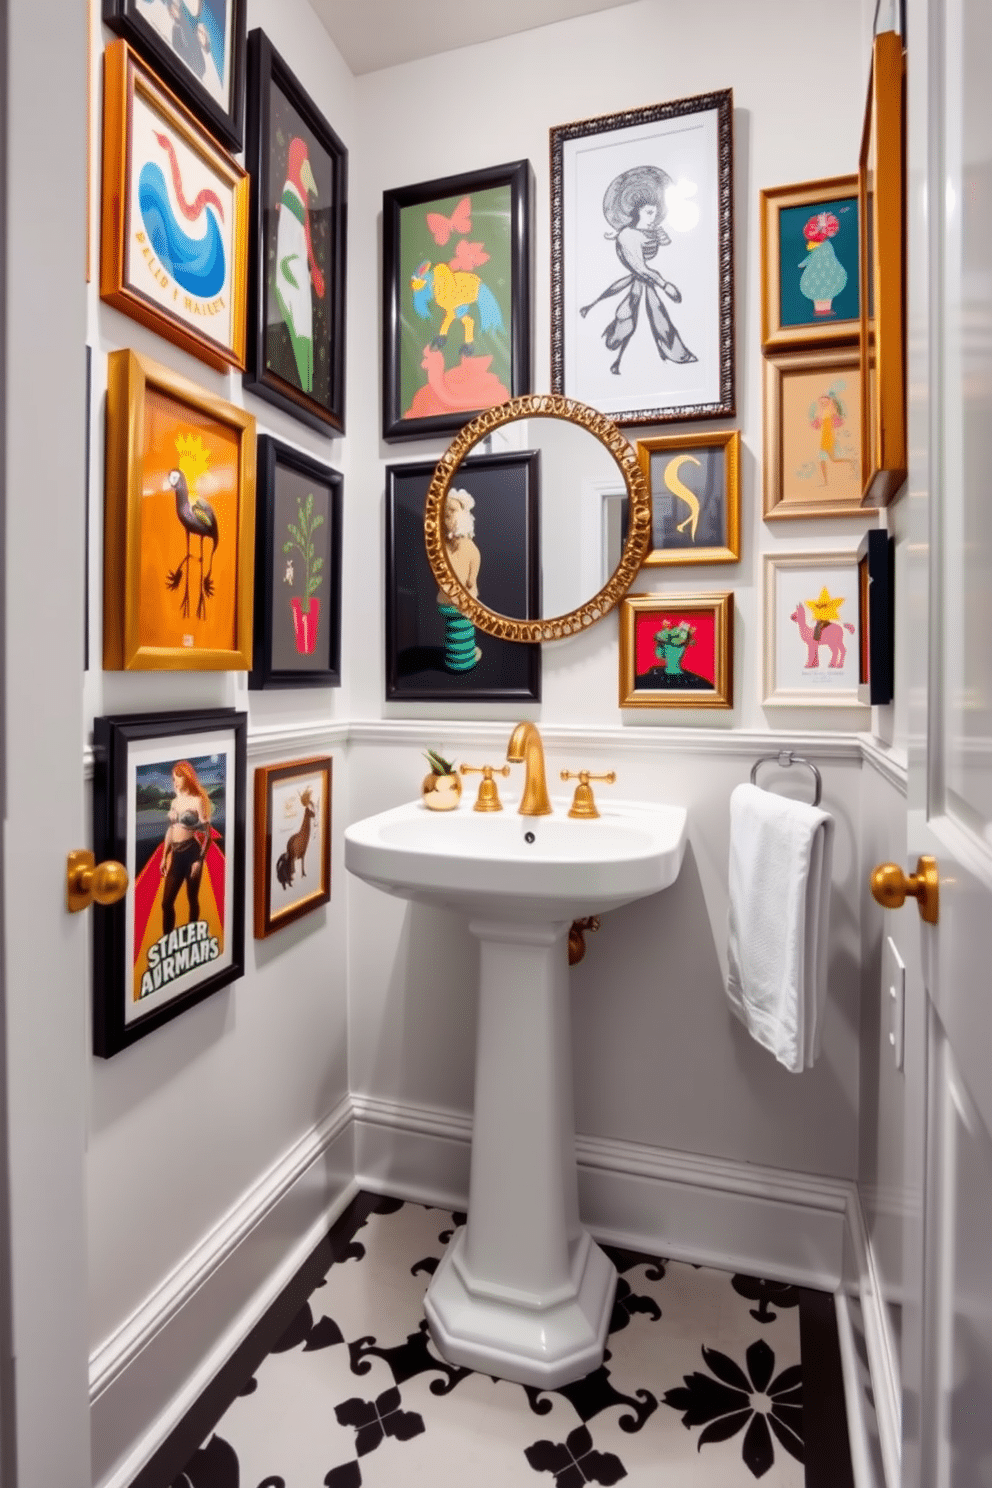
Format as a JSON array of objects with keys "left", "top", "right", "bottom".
[{"left": 1, "top": 2, "right": 92, "bottom": 1482}]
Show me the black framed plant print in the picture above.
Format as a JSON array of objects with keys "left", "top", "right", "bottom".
[
  {"left": 91, "top": 708, "right": 247, "bottom": 1057},
  {"left": 385, "top": 456, "right": 541, "bottom": 703},
  {"left": 249, "top": 436, "right": 342, "bottom": 689},
  {"left": 244, "top": 29, "right": 348, "bottom": 435},
  {"left": 103, "top": 0, "right": 247, "bottom": 152},
  {"left": 381, "top": 160, "right": 532, "bottom": 442}
]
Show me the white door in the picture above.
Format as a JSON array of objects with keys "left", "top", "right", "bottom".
[
  {"left": 0, "top": 1, "right": 93, "bottom": 1483},
  {"left": 902, "top": 0, "right": 992, "bottom": 1483}
]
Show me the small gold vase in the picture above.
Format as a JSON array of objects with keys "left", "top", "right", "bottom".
[{"left": 422, "top": 772, "right": 462, "bottom": 811}]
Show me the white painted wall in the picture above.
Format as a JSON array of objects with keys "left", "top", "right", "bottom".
[
  {"left": 344, "top": 0, "right": 870, "bottom": 1185},
  {"left": 83, "top": 4, "right": 355, "bottom": 1481}
]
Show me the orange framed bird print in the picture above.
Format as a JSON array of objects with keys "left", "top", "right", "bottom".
[{"left": 104, "top": 348, "right": 256, "bottom": 670}]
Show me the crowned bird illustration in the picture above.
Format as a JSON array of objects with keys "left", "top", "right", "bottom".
[
  {"left": 165, "top": 434, "right": 219, "bottom": 621},
  {"left": 275, "top": 136, "right": 326, "bottom": 392}
]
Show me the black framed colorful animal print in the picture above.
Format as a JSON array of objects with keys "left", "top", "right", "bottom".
[
  {"left": 381, "top": 160, "right": 532, "bottom": 442},
  {"left": 104, "top": 348, "right": 256, "bottom": 671},
  {"left": 253, "top": 756, "right": 331, "bottom": 938},
  {"left": 249, "top": 436, "right": 342, "bottom": 689},
  {"left": 244, "top": 29, "right": 348, "bottom": 435},
  {"left": 91, "top": 708, "right": 247, "bottom": 1056}
]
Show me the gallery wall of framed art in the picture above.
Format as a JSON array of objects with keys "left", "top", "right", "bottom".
[{"left": 75, "top": 8, "right": 901, "bottom": 1485}]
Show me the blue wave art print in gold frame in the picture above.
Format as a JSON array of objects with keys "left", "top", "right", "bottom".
[{"left": 101, "top": 39, "right": 249, "bottom": 373}]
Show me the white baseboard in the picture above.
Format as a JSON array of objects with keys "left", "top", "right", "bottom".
[
  {"left": 353, "top": 1093, "right": 851, "bottom": 1288},
  {"left": 843, "top": 1187, "right": 902, "bottom": 1488},
  {"left": 91, "top": 1097, "right": 356, "bottom": 1488}
]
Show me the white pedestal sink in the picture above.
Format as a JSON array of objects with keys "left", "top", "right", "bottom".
[{"left": 345, "top": 796, "right": 687, "bottom": 1387}]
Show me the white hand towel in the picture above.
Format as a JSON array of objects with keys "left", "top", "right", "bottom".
[{"left": 725, "top": 782, "right": 834, "bottom": 1073}]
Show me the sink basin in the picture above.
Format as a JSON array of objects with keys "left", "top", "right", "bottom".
[{"left": 344, "top": 796, "right": 687, "bottom": 922}]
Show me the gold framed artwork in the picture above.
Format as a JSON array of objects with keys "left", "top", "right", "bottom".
[
  {"left": 619, "top": 592, "right": 733, "bottom": 709},
  {"left": 763, "top": 348, "right": 876, "bottom": 520},
  {"left": 104, "top": 348, "right": 257, "bottom": 671},
  {"left": 760, "top": 174, "right": 860, "bottom": 351},
  {"left": 762, "top": 551, "right": 866, "bottom": 708},
  {"left": 859, "top": 29, "right": 907, "bottom": 507},
  {"left": 636, "top": 430, "right": 740, "bottom": 565},
  {"left": 101, "top": 38, "right": 249, "bottom": 373},
  {"left": 254, "top": 757, "right": 331, "bottom": 939}
]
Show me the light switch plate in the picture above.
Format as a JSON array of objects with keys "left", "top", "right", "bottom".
[{"left": 884, "top": 934, "right": 906, "bottom": 1072}]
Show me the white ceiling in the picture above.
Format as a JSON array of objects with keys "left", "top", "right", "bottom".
[{"left": 310, "top": 0, "right": 638, "bottom": 76}]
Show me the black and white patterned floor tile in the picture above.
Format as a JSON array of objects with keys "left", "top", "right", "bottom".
[{"left": 160, "top": 1194, "right": 853, "bottom": 1488}]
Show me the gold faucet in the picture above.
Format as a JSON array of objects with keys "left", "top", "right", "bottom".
[{"left": 506, "top": 721, "right": 552, "bottom": 816}]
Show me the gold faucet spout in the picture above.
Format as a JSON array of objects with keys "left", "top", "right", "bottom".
[{"left": 506, "top": 721, "right": 552, "bottom": 816}]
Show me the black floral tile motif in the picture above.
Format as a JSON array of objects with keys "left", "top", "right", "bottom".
[
  {"left": 525, "top": 1424, "right": 627, "bottom": 1486},
  {"left": 169, "top": 1432, "right": 239, "bottom": 1488},
  {"left": 334, "top": 1386, "right": 425, "bottom": 1457},
  {"left": 348, "top": 1317, "right": 472, "bottom": 1394},
  {"left": 663, "top": 1337, "right": 804, "bottom": 1479},
  {"left": 323, "top": 1462, "right": 362, "bottom": 1488},
  {"left": 272, "top": 1298, "right": 345, "bottom": 1354},
  {"left": 601, "top": 1243, "right": 666, "bottom": 1284},
  {"left": 525, "top": 1357, "right": 657, "bottom": 1435},
  {"left": 608, "top": 1275, "right": 662, "bottom": 1334},
  {"left": 732, "top": 1275, "right": 801, "bottom": 1324},
  {"left": 152, "top": 1197, "right": 852, "bottom": 1488}
]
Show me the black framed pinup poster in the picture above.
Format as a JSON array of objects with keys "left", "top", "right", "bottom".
[{"left": 92, "top": 709, "right": 247, "bottom": 1056}]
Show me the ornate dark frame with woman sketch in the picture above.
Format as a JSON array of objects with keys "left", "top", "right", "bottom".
[
  {"left": 91, "top": 708, "right": 246, "bottom": 1057},
  {"left": 550, "top": 92, "right": 734, "bottom": 426}
]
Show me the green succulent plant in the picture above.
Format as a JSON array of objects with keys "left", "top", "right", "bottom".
[{"left": 423, "top": 748, "right": 456, "bottom": 777}]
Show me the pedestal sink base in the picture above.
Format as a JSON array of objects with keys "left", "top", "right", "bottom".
[{"left": 424, "top": 1224, "right": 617, "bottom": 1388}]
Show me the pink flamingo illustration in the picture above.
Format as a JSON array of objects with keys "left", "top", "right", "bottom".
[
  {"left": 791, "top": 603, "right": 855, "bottom": 668},
  {"left": 402, "top": 344, "right": 510, "bottom": 419}
]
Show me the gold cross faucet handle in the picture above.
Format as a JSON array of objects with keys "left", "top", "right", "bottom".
[
  {"left": 560, "top": 770, "right": 617, "bottom": 820},
  {"left": 460, "top": 763, "right": 511, "bottom": 812}
]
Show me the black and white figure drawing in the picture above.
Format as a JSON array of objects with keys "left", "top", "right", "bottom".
[
  {"left": 579, "top": 164, "right": 697, "bottom": 376},
  {"left": 551, "top": 91, "right": 734, "bottom": 426}
]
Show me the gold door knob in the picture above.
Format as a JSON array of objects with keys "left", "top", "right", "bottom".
[
  {"left": 870, "top": 855, "right": 939, "bottom": 925},
  {"left": 66, "top": 850, "right": 129, "bottom": 913}
]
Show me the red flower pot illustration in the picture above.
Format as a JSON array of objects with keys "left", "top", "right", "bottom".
[{"left": 290, "top": 597, "right": 321, "bottom": 655}]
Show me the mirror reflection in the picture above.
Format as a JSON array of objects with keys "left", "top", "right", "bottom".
[{"left": 426, "top": 398, "right": 650, "bottom": 642}]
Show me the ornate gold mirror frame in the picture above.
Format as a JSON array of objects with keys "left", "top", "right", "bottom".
[{"left": 424, "top": 395, "right": 651, "bottom": 643}]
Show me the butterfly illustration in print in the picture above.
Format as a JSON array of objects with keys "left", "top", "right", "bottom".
[
  {"left": 138, "top": 131, "right": 226, "bottom": 301},
  {"left": 274, "top": 137, "right": 327, "bottom": 393},
  {"left": 425, "top": 195, "right": 471, "bottom": 245}
]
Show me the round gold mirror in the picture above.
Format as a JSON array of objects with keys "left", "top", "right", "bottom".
[{"left": 424, "top": 394, "right": 651, "bottom": 643}]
